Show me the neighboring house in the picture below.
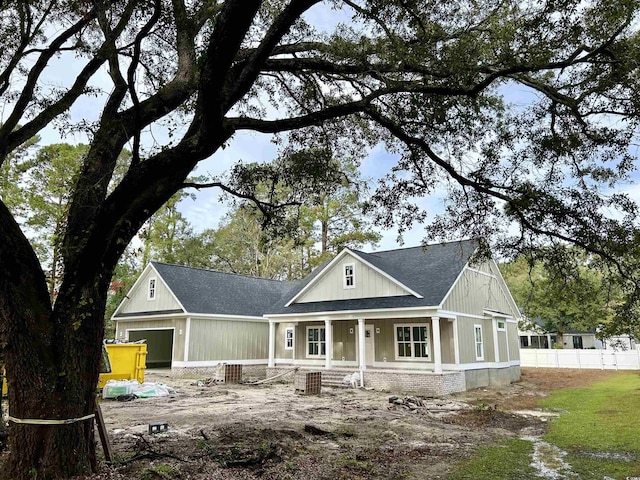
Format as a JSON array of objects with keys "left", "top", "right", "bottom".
[
  {"left": 518, "top": 318, "right": 599, "bottom": 350},
  {"left": 113, "top": 239, "right": 522, "bottom": 394},
  {"left": 518, "top": 318, "right": 638, "bottom": 350}
]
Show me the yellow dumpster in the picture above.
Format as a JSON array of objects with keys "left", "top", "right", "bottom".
[
  {"left": 98, "top": 343, "right": 147, "bottom": 388},
  {"left": 1, "top": 344, "right": 146, "bottom": 395}
]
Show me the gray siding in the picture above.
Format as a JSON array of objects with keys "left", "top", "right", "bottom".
[
  {"left": 507, "top": 322, "right": 520, "bottom": 361},
  {"left": 457, "top": 316, "right": 494, "bottom": 364},
  {"left": 275, "top": 323, "right": 295, "bottom": 359},
  {"left": 442, "top": 261, "right": 518, "bottom": 317},
  {"left": 296, "top": 254, "right": 409, "bottom": 303},
  {"left": 119, "top": 267, "right": 182, "bottom": 314},
  {"left": 115, "top": 318, "right": 186, "bottom": 363},
  {"left": 188, "top": 318, "right": 268, "bottom": 361}
]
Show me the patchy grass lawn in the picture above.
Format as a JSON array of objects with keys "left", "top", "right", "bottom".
[{"left": 451, "top": 370, "right": 640, "bottom": 480}]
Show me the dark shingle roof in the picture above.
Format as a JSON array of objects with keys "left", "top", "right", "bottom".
[
  {"left": 123, "top": 239, "right": 479, "bottom": 318},
  {"left": 150, "top": 262, "right": 297, "bottom": 317},
  {"left": 266, "top": 239, "right": 479, "bottom": 315}
]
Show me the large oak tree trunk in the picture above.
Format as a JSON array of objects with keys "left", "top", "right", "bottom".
[
  {"left": 4, "top": 303, "right": 105, "bottom": 479},
  {"left": 0, "top": 201, "right": 110, "bottom": 479}
]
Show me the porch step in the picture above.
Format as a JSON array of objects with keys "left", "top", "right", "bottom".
[{"left": 318, "top": 370, "right": 356, "bottom": 388}]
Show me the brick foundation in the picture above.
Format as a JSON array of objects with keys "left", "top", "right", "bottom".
[
  {"left": 266, "top": 367, "right": 466, "bottom": 395},
  {"left": 170, "top": 364, "right": 267, "bottom": 382},
  {"left": 363, "top": 370, "right": 466, "bottom": 395}
]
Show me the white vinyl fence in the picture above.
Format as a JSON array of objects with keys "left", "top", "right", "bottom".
[{"left": 520, "top": 348, "right": 640, "bottom": 370}]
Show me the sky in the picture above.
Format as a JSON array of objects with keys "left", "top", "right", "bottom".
[{"left": 6, "top": 2, "right": 640, "bottom": 254}]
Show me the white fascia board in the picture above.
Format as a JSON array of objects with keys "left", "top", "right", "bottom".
[
  {"left": 284, "top": 248, "right": 423, "bottom": 307},
  {"left": 116, "top": 312, "right": 266, "bottom": 323},
  {"left": 111, "top": 262, "right": 155, "bottom": 319},
  {"left": 489, "top": 258, "right": 522, "bottom": 320},
  {"left": 482, "top": 309, "right": 513, "bottom": 319},
  {"left": 265, "top": 305, "right": 439, "bottom": 322},
  {"left": 111, "top": 262, "right": 187, "bottom": 320},
  {"left": 284, "top": 248, "right": 353, "bottom": 306},
  {"left": 437, "top": 260, "right": 471, "bottom": 310},
  {"left": 349, "top": 250, "right": 423, "bottom": 299}
]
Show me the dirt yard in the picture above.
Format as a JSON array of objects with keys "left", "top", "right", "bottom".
[{"left": 0, "top": 368, "right": 626, "bottom": 479}]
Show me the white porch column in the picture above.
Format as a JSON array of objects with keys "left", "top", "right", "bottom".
[
  {"left": 432, "top": 316, "right": 442, "bottom": 374},
  {"left": 268, "top": 320, "right": 275, "bottom": 368},
  {"left": 325, "top": 319, "right": 333, "bottom": 369},
  {"left": 451, "top": 317, "right": 460, "bottom": 366},
  {"left": 492, "top": 318, "right": 500, "bottom": 363},
  {"left": 184, "top": 317, "right": 191, "bottom": 362},
  {"left": 358, "top": 318, "right": 365, "bottom": 370}
]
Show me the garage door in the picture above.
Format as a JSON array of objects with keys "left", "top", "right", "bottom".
[{"left": 128, "top": 329, "right": 174, "bottom": 368}]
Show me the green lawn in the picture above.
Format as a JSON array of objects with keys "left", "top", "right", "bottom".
[{"left": 450, "top": 372, "right": 640, "bottom": 480}]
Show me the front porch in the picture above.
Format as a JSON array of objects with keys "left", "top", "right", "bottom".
[{"left": 268, "top": 315, "right": 457, "bottom": 373}]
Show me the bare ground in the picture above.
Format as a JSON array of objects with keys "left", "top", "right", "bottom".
[{"left": 0, "top": 368, "right": 627, "bottom": 479}]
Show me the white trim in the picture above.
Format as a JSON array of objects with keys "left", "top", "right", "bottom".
[
  {"left": 474, "top": 324, "right": 484, "bottom": 361},
  {"left": 306, "top": 325, "right": 326, "bottom": 358},
  {"left": 492, "top": 318, "right": 500, "bottom": 363},
  {"left": 483, "top": 309, "right": 513, "bottom": 320},
  {"left": 284, "top": 248, "right": 423, "bottom": 307},
  {"left": 465, "top": 266, "right": 496, "bottom": 278},
  {"left": 184, "top": 317, "right": 191, "bottom": 362},
  {"left": 268, "top": 321, "right": 275, "bottom": 368},
  {"left": 497, "top": 320, "right": 506, "bottom": 331},
  {"left": 325, "top": 319, "right": 333, "bottom": 369},
  {"left": 125, "top": 327, "right": 176, "bottom": 367},
  {"left": 343, "top": 262, "right": 356, "bottom": 289},
  {"left": 273, "top": 359, "right": 360, "bottom": 367},
  {"left": 116, "top": 312, "right": 266, "bottom": 322},
  {"left": 147, "top": 277, "right": 157, "bottom": 300},
  {"left": 112, "top": 263, "right": 187, "bottom": 319},
  {"left": 437, "top": 309, "right": 486, "bottom": 320},
  {"left": 442, "top": 360, "right": 520, "bottom": 370},
  {"left": 438, "top": 257, "right": 472, "bottom": 310},
  {"left": 284, "top": 327, "right": 295, "bottom": 350},
  {"left": 488, "top": 258, "right": 522, "bottom": 320},
  {"left": 172, "top": 359, "right": 267, "bottom": 367},
  {"left": 266, "top": 305, "right": 438, "bottom": 321},
  {"left": 394, "top": 323, "right": 431, "bottom": 361},
  {"left": 452, "top": 317, "right": 460, "bottom": 365}
]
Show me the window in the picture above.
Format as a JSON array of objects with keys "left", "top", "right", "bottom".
[
  {"left": 519, "top": 336, "right": 529, "bottom": 348},
  {"left": 395, "top": 324, "right": 430, "bottom": 360},
  {"left": 343, "top": 263, "right": 355, "bottom": 289},
  {"left": 148, "top": 278, "right": 156, "bottom": 300},
  {"left": 474, "top": 325, "right": 484, "bottom": 360},
  {"left": 497, "top": 320, "right": 506, "bottom": 331},
  {"left": 285, "top": 327, "right": 294, "bottom": 350},
  {"left": 573, "top": 336, "right": 583, "bottom": 349},
  {"left": 307, "top": 327, "right": 326, "bottom": 357}
]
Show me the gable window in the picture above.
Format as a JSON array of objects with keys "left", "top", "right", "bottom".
[
  {"left": 148, "top": 278, "right": 157, "bottom": 300},
  {"left": 343, "top": 263, "right": 355, "bottom": 289},
  {"left": 497, "top": 320, "right": 506, "bottom": 331},
  {"left": 307, "top": 326, "right": 326, "bottom": 357},
  {"left": 285, "top": 327, "right": 295, "bottom": 350},
  {"left": 395, "top": 324, "right": 430, "bottom": 360},
  {"left": 474, "top": 324, "right": 484, "bottom": 360}
]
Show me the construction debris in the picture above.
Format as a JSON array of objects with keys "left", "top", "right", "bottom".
[{"left": 388, "top": 396, "right": 471, "bottom": 416}]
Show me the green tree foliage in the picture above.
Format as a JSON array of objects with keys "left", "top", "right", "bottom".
[
  {"left": 501, "top": 250, "right": 620, "bottom": 346},
  {"left": 1, "top": 1, "right": 640, "bottom": 478},
  {"left": 204, "top": 151, "right": 380, "bottom": 278}
]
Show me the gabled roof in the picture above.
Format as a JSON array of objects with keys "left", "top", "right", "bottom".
[
  {"left": 146, "top": 262, "right": 297, "bottom": 317},
  {"left": 266, "top": 239, "right": 480, "bottom": 315}
]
